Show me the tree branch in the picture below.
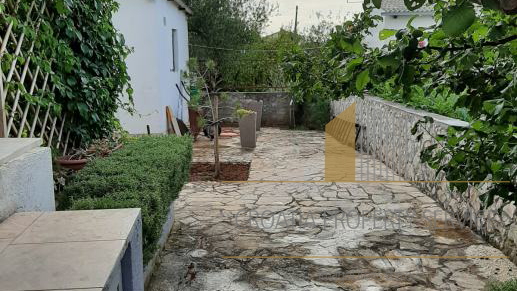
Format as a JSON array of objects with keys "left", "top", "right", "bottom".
[{"left": 426, "top": 35, "right": 517, "bottom": 52}]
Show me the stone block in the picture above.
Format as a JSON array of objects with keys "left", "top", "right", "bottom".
[
  {"left": 502, "top": 203, "right": 516, "bottom": 226},
  {"left": 0, "top": 139, "right": 54, "bottom": 221},
  {"left": 239, "top": 112, "right": 257, "bottom": 148}
]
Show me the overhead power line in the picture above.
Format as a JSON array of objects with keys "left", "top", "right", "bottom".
[{"left": 189, "top": 43, "right": 324, "bottom": 53}]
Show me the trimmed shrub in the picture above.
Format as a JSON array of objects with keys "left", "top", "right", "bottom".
[
  {"left": 59, "top": 135, "right": 193, "bottom": 262},
  {"left": 485, "top": 279, "right": 517, "bottom": 291}
]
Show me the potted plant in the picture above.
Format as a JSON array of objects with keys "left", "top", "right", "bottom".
[
  {"left": 241, "top": 99, "right": 263, "bottom": 131},
  {"left": 237, "top": 109, "right": 257, "bottom": 148},
  {"left": 56, "top": 149, "right": 90, "bottom": 171},
  {"left": 57, "top": 135, "right": 124, "bottom": 171},
  {"left": 187, "top": 85, "right": 203, "bottom": 140}
]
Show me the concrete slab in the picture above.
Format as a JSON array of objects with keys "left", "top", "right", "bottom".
[
  {"left": 0, "top": 240, "right": 126, "bottom": 291},
  {"left": 0, "top": 239, "right": 10, "bottom": 254},
  {"left": 0, "top": 138, "right": 41, "bottom": 165},
  {"left": 0, "top": 146, "right": 54, "bottom": 220},
  {"left": 13, "top": 209, "right": 140, "bottom": 244},
  {"left": 0, "top": 209, "right": 143, "bottom": 291},
  {"left": 0, "top": 212, "right": 42, "bottom": 239}
]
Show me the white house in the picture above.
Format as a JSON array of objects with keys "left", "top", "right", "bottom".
[
  {"left": 113, "top": 0, "right": 192, "bottom": 134},
  {"left": 365, "top": 0, "right": 435, "bottom": 48}
]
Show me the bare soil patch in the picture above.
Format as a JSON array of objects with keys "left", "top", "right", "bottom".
[{"left": 190, "top": 162, "right": 250, "bottom": 181}]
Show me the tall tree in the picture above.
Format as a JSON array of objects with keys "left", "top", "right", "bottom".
[{"left": 185, "top": 0, "right": 276, "bottom": 87}]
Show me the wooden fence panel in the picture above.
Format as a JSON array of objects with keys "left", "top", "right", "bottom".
[{"left": 0, "top": 0, "right": 72, "bottom": 152}]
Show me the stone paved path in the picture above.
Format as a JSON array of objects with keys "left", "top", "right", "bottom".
[{"left": 149, "top": 128, "right": 516, "bottom": 291}]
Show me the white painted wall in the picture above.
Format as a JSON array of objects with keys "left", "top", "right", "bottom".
[
  {"left": 113, "top": 0, "right": 190, "bottom": 134},
  {"left": 0, "top": 147, "right": 55, "bottom": 221},
  {"left": 364, "top": 10, "right": 435, "bottom": 48}
]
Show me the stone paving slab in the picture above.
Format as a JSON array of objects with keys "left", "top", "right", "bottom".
[{"left": 149, "top": 128, "right": 517, "bottom": 291}]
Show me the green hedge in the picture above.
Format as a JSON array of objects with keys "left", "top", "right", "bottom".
[
  {"left": 485, "top": 279, "right": 517, "bottom": 291},
  {"left": 58, "top": 135, "right": 193, "bottom": 262}
]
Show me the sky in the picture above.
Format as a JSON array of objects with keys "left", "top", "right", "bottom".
[{"left": 263, "top": 0, "right": 364, "bottom": 35}]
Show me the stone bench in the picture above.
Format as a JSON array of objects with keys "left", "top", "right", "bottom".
[{"left": 0, "top": 209, "right": 143, "bottom": 291}]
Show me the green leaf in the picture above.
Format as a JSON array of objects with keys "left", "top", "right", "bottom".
[
  {"left": 378, "top": 54, "right": 399, "bottom": 68},
  {"left": 442, "top": 2, "right": 476, "bottom": 37},
  {"left": 67, "top": 77, "right": 77, "bottom": 86},
  {"left": 356, "top": 70, "right": 370, "bottom": 91},
  {"left": 55, "top": 0, "right": 69, "bottom": 14},
  {"left": 429, "top": 30, "right": 447, "bottom": 47},
  {"left": 447, "top": 136, "right": 459, "bottom": 146},
  {"left": 458, "top": 52, "right": 477, "bottom": 70},
  {"left": 471, "top": 120, "right": 485, "bottom": 131},
  {"left": 491, "top": 161, "right": 502, "bottom": 172},
  {"left": 472, "top": 24, "right": 489, "bottom": 42},
  {"left": 353, "top": 39, "right": 364, "bottom": 55},
  {"left": 404, "top": 0, "right": 426, "bottom": 10},
  {"left": 411, "top": 122, "right": 419, "bottom": 135},
  {"left": 346, "top": 57, "right": 364, "bottom": 71},
  {"left": 372, "top": 0, "right": 382, "bottom": 9},
  {"left": 379, "top": 29, "right": 397, "bottom": 40},
  {"left": 339, "top": 40, "right": 354, "bottom": 52},
  {"left": 77, "top": 103, "right": 89, "bottom": 117},
  {"left": 452, "top": 152, "right": 466, "bottom": 163}
]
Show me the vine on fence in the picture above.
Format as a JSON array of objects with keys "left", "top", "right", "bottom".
[{"left": 1, "top": 0, "right": 132, "bottom": 145}]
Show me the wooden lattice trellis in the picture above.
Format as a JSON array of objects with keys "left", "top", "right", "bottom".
[{"left": 0, "top": 0, "right": 73, "bottom": 153}]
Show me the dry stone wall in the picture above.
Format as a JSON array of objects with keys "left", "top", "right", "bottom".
[
  {"left": 331, "top": 95, "right": 517, "bottom": 264},
  {"left": 216, "top": 92, "right": 292, "bottom": 127}
]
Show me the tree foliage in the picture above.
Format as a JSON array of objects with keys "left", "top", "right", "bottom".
[
  {"left": 185, "top": 0, "right": 276, "bottom": 88},
  {"left": 371, "top": 0, "right": 517, "bottom": 14},
  {"left": 223, "top": 29, "right": 300, "bottom": 90}
]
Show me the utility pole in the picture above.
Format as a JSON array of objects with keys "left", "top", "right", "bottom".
[{"left": 294, "top": 5, "right": 299, "bottom": 35}]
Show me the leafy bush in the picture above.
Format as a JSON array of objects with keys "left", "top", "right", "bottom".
[
  {"left": 372, "top": 81, "right": 472, "bottom": 122},
  {"left": 59, "top": 136, "right": 193, "bottom": 262}
]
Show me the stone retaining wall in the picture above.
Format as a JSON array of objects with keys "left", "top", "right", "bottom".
[
  {"left": 216, "top": 92, "right": 292, "bottom": 127},
  {"left": 331, "top": 95, "right": 517, "bottom": 264}
]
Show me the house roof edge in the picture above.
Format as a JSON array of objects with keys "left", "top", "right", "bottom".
[{"left": 168, "top": 0, "right": 193, "bottom": 16}]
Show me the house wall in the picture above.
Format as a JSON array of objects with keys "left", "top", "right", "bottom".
[{"left": 113, "top": 0, "right": 189, "bottom": 134}]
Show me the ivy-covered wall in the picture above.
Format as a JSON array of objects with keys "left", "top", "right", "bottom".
[{"left": 0, "top": 0, "right": 132, "bottom": 145}]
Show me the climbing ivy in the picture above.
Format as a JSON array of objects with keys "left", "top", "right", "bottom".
[{"left": 1, "top": 0, "right": 133, "bottom": 143}]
